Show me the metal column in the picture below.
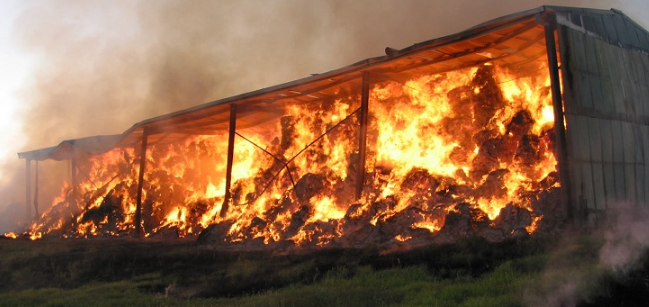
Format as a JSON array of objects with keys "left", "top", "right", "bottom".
[
  {"left": 25, "top": 159, "right": 31, "bottom": 223},
  {"left": 544, "top": 18, "right": 573, "bottom": 221},
  {"left": 70, "top": 158, "right": 77, "bottom": 209},
  {"left": 135, "top": 127, "right": 149, "bottom": 236},
  {"left": 356, "top": 71, "right": 370, "bottom": 199},
  {"left": 220, "top": 104, "right": 237, "bottom": 217},
  {"left": 33, "top": 161, "right": 39, "bottom": 219}
]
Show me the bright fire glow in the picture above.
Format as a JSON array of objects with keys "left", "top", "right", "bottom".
[{"left": 24, "top": 60, "right": 559, "bottom": 247}]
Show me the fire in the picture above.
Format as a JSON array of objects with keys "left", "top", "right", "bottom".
[
  {"left": 24, "top": 59, "right": 559, "bottom": 247},
  {"left": 3, "top": 232, "right": 18, "bottom": 239}
]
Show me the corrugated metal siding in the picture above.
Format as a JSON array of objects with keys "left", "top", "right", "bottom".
[
  {"left": 558, "top": 10, "right": 649, "bottom": 212},
  {"left": 556, "top": 9, "right": 649, "bottom": 54}
]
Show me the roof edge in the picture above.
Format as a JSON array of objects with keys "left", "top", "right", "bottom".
[{"left": 122, "top": 6, "right": 551, "bottom": 137}]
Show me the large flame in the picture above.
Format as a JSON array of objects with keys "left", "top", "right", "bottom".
[{"left": 26, "top": 59, "right": 559, "bottom": 247}]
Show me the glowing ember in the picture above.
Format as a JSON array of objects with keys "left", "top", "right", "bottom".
[
  {"left": 24, "top": 59, "right": 559, "bottom": 248},
  {"left": 3, "top": 232, "right": 18, "bottom": 239}
]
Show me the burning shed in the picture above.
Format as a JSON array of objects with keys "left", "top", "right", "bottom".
[{"left": 16, "top": 6, "right": 649, "bottom": 248}]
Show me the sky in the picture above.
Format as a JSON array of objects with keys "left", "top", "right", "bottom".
[
  {"left": 0, "top": 0, "right": 30, "bottom": 167},
  {"left": 0, "top": 0, "right": 647, "bottom": 232}
]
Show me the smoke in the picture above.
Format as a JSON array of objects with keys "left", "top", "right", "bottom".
[
  {"left": 524, "top": 204, "right": 649, "bottom": 307},
  {"left": 598, "top": 205, "right": 649, "bottom": 272},
  {"left": 0, "top": 0, "right": 641, "bottom": 233}
]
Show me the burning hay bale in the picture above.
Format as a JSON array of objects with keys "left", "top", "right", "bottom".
[
  {"left": 493, "top": 203, "right": 532, "bottom": 237},
  {"left": 25, "top": 60, "right": 560, "bottom": 251},
  {"left": 294, "top": 173, "right": 327, "bottom": 204}
]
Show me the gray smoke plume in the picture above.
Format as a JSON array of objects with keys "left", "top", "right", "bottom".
[
  {"left": 525, "top": 204, "right": 649, "bottom": 307},
  {"left": 1, "top": 0, "right": 645, "bottom": 233},
  {"left": 599, "top": 205, "right": 649, "bottom": 273}
]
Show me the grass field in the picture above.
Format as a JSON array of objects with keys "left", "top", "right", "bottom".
[{"left": 0, "top": 234, "right": 646, "bottom": 307}]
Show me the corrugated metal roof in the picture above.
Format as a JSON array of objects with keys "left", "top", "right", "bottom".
[{"left": 17, "top": 135, "right": 124, "bottom": 161}]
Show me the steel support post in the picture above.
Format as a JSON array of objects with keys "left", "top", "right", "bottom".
[
  {"left": 356, "top": 71, "right": 370, "bottom": 199},
  {"left": 70, "top": 158, "right": 77, "bottom": 209},
  {"left": 25, "top": 158, "right": 31, "bottom": 223},
  {"left": 33, "top": 161, "right": 39, "bottom": 219},
  {"left": 544, "top": 18, "right": 573, "bottom": 222},
  {"left": 135, "top": 127, "right": 149, "bottom": 236},
  {"left": 220, "top": 104, "right": 237, "bottom": 217}
]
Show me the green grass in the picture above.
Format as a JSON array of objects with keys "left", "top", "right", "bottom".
[
  {"left": 0, "top": 280, "right": 162, "bottom": 307},
  {"left": 0, "top": 258, "right": 543, "bottom": 307},
  {"left": 1, "top": 235, "right": 646, "bottom": 307}
]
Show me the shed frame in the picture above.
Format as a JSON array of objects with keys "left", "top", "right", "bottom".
[{"left": 18, "top": 6, "right": 649, "bottom": 229}]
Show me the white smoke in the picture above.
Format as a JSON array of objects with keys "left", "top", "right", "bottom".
[
  {"left": 599, "top": 204, "right": 649, "bottom": 273},
  {"left": 1, "top": 0, "right": 646, "bottom": 233},
  {"left": 525, "top": 203, "right": 649, "bottom": 307}
]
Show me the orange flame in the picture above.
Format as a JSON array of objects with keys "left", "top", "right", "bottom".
[{"left": 26, "top": 59, "right": 558, "bottom": 247}]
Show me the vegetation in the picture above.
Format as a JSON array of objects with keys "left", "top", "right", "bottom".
[{"left": 0, "top": 234, "right": 647, "bottom": 307}]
